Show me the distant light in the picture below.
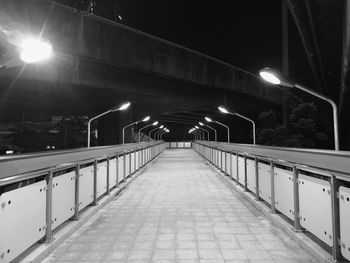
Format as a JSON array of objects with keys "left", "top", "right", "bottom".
[
  {"left": 163, "top": 127, "right": 167, "bottom": 130},
  {"left": 142, "top": 116, "right": 150, "bottom": 122},
  {"left": 152, "top": 121, "right": 158, "bottom": 125},
  {"left": 195, "top": 126, "right": 199, "bottom": 129},
  {"left": 259, "top": 70, "right": 281, "bottom": 85},
  {"left": 160, "top": 125, "right": 164, "bottom": 129},
  {"left": 205, "top": 117, "right": 212, "bottom": 122},
  {"left": 118, "top": 101, "right": 131, "bottom": 111},
  {"left": 218, "top": 106, "right": 229, "bottom": 114},
  {"left": 199, "top": 122, "right": 204, "bottom": 126},
  {"left": 20, "top": 39, "right": 52, "bottom": 63},
  {"left": 118, "top": 15, "right": 123, "bottom": 21},
  {"left": 5, "top": 150, "right": 14, "bottom": 155}
]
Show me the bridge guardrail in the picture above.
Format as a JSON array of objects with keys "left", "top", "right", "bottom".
[
  {"left": 193, "top": 141, "right": 350, "bottom": 262},
  {"left": 0, "top": 141, "right": 166, "bottom": 263},
  {"left": 166, "top": 142, "right": 192, "bottom": 149}
]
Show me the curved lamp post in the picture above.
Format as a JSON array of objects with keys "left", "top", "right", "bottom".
[
  {"left": 195, "top": 126, "right": 207, "bottom": 141},
  {"left": 122, "top": 115, "right": 150, "bottom": 144},
  {"left": 197, "top": 126, "right": 210, "bottom": 141},
  {"left": 87, "top": 101, "right": 131, "bottom": 147},
  {"left": 138, "top": 121, "right": 158, "bottom": 142},
  {"left": 149, "top": 125, "right": 163, "bottom": 141},
  {"left": 160, "top": 130, "right": 169, "bottom": 140},
  {"left": 199, "top": 122, "right": 217, "bottom": 141},
  {"left": 218, "top": 106, "right": 256, "bottom": 145},
  {"left": 159, "top": 129, "right": 169, "bottom": 140},
  {"left": 259, "top": 67, "right": 339, "bottom": 150},
  {"left": 155, "top": 128, "right": 166, "bottom": 140},
  {"left": 205, "top": 117, "right": 230, "bottom": 143},
  {"left": 190, "top": 129, "right": 199, "bottom": 140}
]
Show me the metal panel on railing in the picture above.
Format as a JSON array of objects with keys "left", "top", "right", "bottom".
[
  {"left": 136, "top": 151, "right": 139, "bottom": 170},
  {"left": 79, "top": 165, "right": 94, "bottom": 210},
  {"left": 274, "top": 167, "right": 294, "bottom": 220},
  {"left": 109, "top": 158, "right": 117, "bottom": 189},
  {"left": 221, "top": 151, "right": 225, "bottom": 171},
  {"left": 125, "top": 154, "right": 130, "bottom": 177},
  {"left": 298, "top": 174, "right": 333, "bottom": 246},
  {"left": 170, "top": 142, "right": 176, "bottom": 148},
  {"left": 184, "top": 142, "right": 191, "bottom": 148},
  {"left": 226, "top": 152, "right": 230, "bottom": 175},
  {"left": 258, "top": 162, "right": 271, "bottom": 204},
  {"left": 97, "top": 161, "right": 107, "bottom": 198},
  {"left": 118, "top": 156, "right": 124, "bottom": 183},
  {"left": 339, "top": 186, "right": 350, "bottom": 261},
  {"left": 166, "top": 142, "right": 170, "bottom": 148},
  {"left": 0, "top": 181, "right": 46, "bottom": 263},
  {"left": 52, "top": 172, "right": 75, "bottom": 230},
  {"left": 231, "top": 153, "right": 237, "bottom": 180},
  {"left": 238, "top": 156, "right": 245, "bottom": 185},
  {"left": 178, "top": 142, "right": 184, "bottom": 148},
  {"left": 131, "top": 152, "right": 135, "bottom": 174},
  {"left": 246, "top": 159, "right": 256, "bottom": 192}
]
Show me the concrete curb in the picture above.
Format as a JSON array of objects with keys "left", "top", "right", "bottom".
[
  {"left": 20, "top": 154, "right": 161, "bottom": 263},
  {"left": 201, "top": 156, "right": 333, "bottom": 263}
]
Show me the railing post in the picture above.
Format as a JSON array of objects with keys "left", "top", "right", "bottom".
[
  {"left": 106, "top": 157, "right": 110, "bottom": 195},
  {"left": 230, "top": 152, "right": 232, "bottom": 178},
  {"left": 292, "top": 166, "right": 302, "bottom": 231},
  {"left": 255, "top": 158, "right": 260, "bottom": 201},
  {"left": 225, "top": 151, "right": 227, "bottom": 174},
  {"left": 244, "top": 154, "right": 248, "bottom": 192},
  {"left": 73, "top": 164, "right": 80, "bottom": 220},
  {"left": 330, "top": 174, "right": 341, "bottom": 261},
  {"left": 134, "top": 150, "right": 137, "bottom": 171},
  {"left": 270, "top": 161, "right": 276, "bottom": 213},
  {"left": 93, "top": 160, "right": 98, "bottom": 206},
  {"left": 129, "top": 151, "right": 132, "bottom": 176},
  {"left": 44, "top": 170, "right": 53, "bottom": 242}
]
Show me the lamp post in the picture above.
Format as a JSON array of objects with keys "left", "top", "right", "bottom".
[
  {"left": 259, "top": 67, "right": 339, "bottom": 150},
  {"left": 160, "top": 130, "right": 169, "bottom": 140},
  {"left": 138, "top": 121, "right": 158, "bottom": 142},
  {"left": 195, "top": 126, "right": 208, "bottom": 141},
  {"left": 155, "top": 128, "right": 166, "bottom": 140},
  {"left": 205, "top": 117, "right": 230, "bottom": 143},
  {"left": 191, "top": 129, "right": 199, "bottom": 140},
  {"left": 149, "top": 125, "right": 163, "bottom": 141},
  {"left": 199, "top": 122, "right": 217, "bottom": 141},
  {"left": 87, "top": 101, "right": 131, "bottom": 147},
  {"left": 122, "top": 115, "right": 150, "bottom": 144},
  {"left": 218, "top": 106, "right": 256, "bottom": 145},
  {"left": 198, "top": 126, "right": 210, "bottom": 141}
]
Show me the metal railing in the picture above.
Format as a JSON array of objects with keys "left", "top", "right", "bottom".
[
  {"left": 0, "top": 141, "right": 166, "bottom": 263},
  {"left": 193, "top": 141, "right": 350, "bottom": 262}
]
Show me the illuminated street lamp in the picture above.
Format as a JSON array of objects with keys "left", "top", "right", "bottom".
[
  {"left": 155, "top": 127, "right": 166, "bottom": 140},
  {"left": 160, "top": 130, "right": 169, "bottom": 140},
  {"left": 20, "top": 38, "right": 53, "bottom": 63},
  {"left": 149, "top": 125, "right": 163, "bottom": 141},
  {"left": 199, "top": 122, "right": 217, "bottom": 141},
  {"left": 205, "top": 117, "right": 230, "bottom": 143},
  {"left": 122, "top": 115, "right": 150, "bottom": 144},
  {"left": 194, "top": 126, "right": 205, "bottom": 140},
  {"left": 218, "top": 105, "right": 256, "bottom": 145},
  {"left": 189, "top": 129, "right": 199, "bottom": 140},
  {"left": 259, "top": 67, "right": 339, "bottom": 150},
  {"left": 138, "top": 121, "right": 158, "bottom": 142},
  {"left": 87, "top": 101, "right": 131, "bottom": 147}
]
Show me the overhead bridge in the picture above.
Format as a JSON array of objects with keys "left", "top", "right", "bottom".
[{"left": 0, "top": 142, "right": 350, "bottom": 263}]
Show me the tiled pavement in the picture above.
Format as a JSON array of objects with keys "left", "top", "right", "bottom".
[{"left": 42, "top": 149, "right": 316, "bottom": 263}]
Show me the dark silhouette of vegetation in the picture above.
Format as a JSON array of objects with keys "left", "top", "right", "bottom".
[{"left": 257, "top": 103, "right": 329, "bottom": 149}]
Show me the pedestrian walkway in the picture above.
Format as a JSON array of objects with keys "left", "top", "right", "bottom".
[{"left": 42, "top": 149, "right": 316, "bottom": 263}]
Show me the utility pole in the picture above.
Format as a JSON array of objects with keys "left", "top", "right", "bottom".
[{"left": 282, "top": 0, "right": 290, "bottom": 128}]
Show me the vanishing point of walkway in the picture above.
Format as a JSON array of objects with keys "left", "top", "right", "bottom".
[{"left": 42, "top": 149, "right": 316, "bottom": 263}]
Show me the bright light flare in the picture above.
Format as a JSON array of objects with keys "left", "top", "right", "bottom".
[
  {"left": 199, "top": 122, "right": 204, "bottom": 126},
  {"left": 20, "top": 39, "right": 52, "bottom": 63},
  {"left": 118, "top": 101, "right": 131, "bottom": 111},
  {"left": 152, "top": 121, "right": 158, "bottom": 125},
  {"left": 205, "top": 117, "right": 212, "bottom": 122},
  {"left": 160, "top": 125, "right": 164, "bottom": 129},
  {"left": 259, "top": 71, "right": 281, "bottom": 85},
  {"left": 142, "top": 116, "right": 150, "bottom": 122},
  {"left": 218, "top": 106, "right": 229, "bottom": 114}
]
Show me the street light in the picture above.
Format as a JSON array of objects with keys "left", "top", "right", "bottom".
[
  {"left": 259, "top": 67, "right": 339, "bottom": 150},
  {"left": 199, "top": 122, "right": 217, "bottom": 141},
  {"left": 122, "top": 115, "right": 150, "bottom": 144},
  {"left": 204, "top": 116, "right": 230, "bottom": 143},
  {"left": 218, "top": 105, "right": 256, "bottom": 145},
  {"left": 199, "top": 127, "right": 210, "bottom": 141},
  {"left": 138, "top": 121, "right": 158, "bottom": 142},
  {"left": 155, "top": 128, "right": 166, "bottom": 140},
  {"left": 87, "top": 101, "right": 131, "bottom": 147},
  {"left": 160, "top": 130, "right": 169, "bottom": 140},
  {"left": 149, "top": 126, "right": 162, "bottom": 141},
  {"left": 20, "top": 38, "right": 53, "bottom": 63}
]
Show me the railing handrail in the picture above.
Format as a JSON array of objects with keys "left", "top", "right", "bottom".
[
  {"left": 195, "top": 141, "right": 350, "bottom": 180},
  {"left": 0, "top": 141, "right": 163, "bottom": 182}
]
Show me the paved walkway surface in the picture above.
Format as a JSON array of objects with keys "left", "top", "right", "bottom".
[{"left": 42, "top": 149, "right": 316, "bottom": 263}]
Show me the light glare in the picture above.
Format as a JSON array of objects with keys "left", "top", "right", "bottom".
[
  {"left": 20, "top": 39, "right": 52, "bottom": 63},
  {"left": 142, "top": 116, "right": 150, "bottom": 122},
  {"left": 218, "top": 106, "right": 229, "bottom": 114},
  {"left": 205, "top": 117, "right": 212, "bottom": 122},
  {"left": 259, "top": 71, "right": 281, "bottom": 85},
  {"left": 118, "top": 101, "right": 131, "bottom": 111},
  {"left": 152, "top": 121, "right": 158, "bottom": 125},
  {"left": 199, "top": 122, "right": 204, "bottom": 126}
]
